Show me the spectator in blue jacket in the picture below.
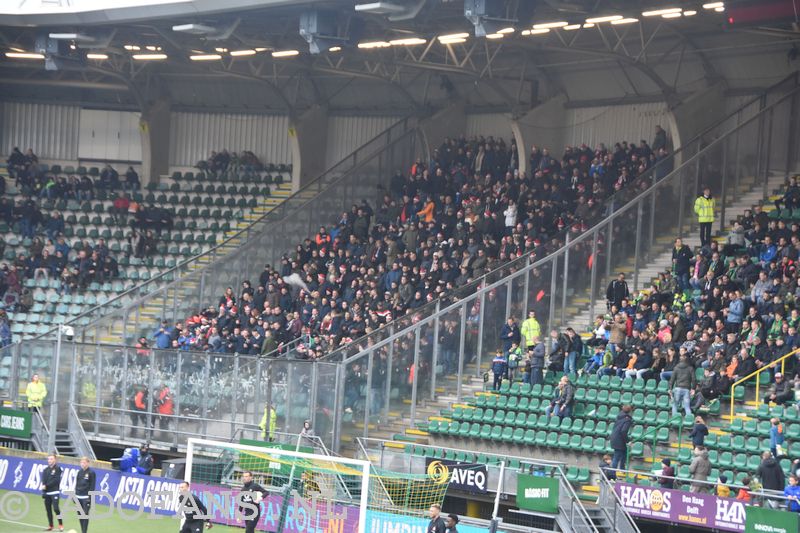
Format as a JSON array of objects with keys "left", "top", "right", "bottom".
[
  {"left": 491, "top": 351, "right": 507, "bottom": 391},
  {"left": 785, "top": 475, "right": 800, "bottom": 512},
  {"left": 725, "top": 290, "right": 744, "bottom": 332},
  {"left": 152, "top": 320, "right": 172, "bottom": 349}
]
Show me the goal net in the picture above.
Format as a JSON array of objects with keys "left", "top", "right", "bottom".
[{"left": 184, "top": 438, "right": 449, "bottom": 532}]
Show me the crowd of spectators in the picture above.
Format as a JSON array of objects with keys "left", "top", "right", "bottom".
[
  {"left": 197, "top": 149, "right": 264, "bottom": 175},
  {"left": 162, "top": 130, "right": 674, "bottom": 358}
]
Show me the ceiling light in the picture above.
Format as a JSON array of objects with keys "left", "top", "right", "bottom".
[
  {"left": 358, "top": 41, "right": 392, "bottom": 48},
  {"left": 683, "top": 10, "right": 697, "bottom": 16},
  {"left": 190, "top": 54, "right": 221, "bottom": 61},
  {"left": 214, "top": 47, "right": 228, "bottom": 53},
  {"left": 563, "top": 24, "right": 582, "bottom": 30},
  {"left": 714, "top": 6, "right": 725, "bottom": 11},
  {"left": 272, "top": 50, "right": 299, "bottom": 57},
  {"left": 328, "top": 46, "right": 342, "bottom": 52},
  {"left": 69, "top": 44, "right": 76, "bottom": 50},
  {"left": 498, "top": 27, "right": 515, "bottom": 34},
  {"left": 661, "top": 12, "right": 682, "bottom": 18},
  {"left": 230, "top": 49, "right": 256, "bottom": 56},
  {"left": 8, "top": 47, "right": 24, "bottom": 53},
  {"left": 145, "top": 45, "right": 157, "bottom": 51},
  {"left": 254, "top": 47, "right": 268, "bottom": 52},
  {"left": 521, "top": 30, "right": 531, "bottom": 35},
  {"left": 611, "top": 18, "right": 639, "bottom": 24},
  {"left": 585, "top": 15, "right": 623, "bottom": 23},
  {"left": 439, "top": 38, "right": 466, "bottom": 44},
  {"left": 528, "top": 28, "right": 551, "bottom": 34},
  {"left": 485, "top": 33, "right": 503, "bottom": 39},
  {"left": 124, "top": 45, "right": 140, "bottom": 51},
  {"left": 86, "top": 53, "right": 108, "bottom": 60},
  {"left": 438, "top": 33, "right": 469, "bottom": 41},
  {"left": 5, "top": 52, "right": 44, "bottom": 59},
  {"left": 583, "top": 23, "right": 595, "bottom": 28},
  {"left": 533, "top": 21, "right": 568, "bottom": 29},
  {"left": 388, "top": 37, "right": 427, "bottom": 46},
  {"left": 642, "top": 7, "right": 681, "bottom": 16},
  {"left": 703, "top": 2, "right": 724, "bottom": 8},
  {"left": 132, "top": 53, "right": 167, "bottom": 60}
]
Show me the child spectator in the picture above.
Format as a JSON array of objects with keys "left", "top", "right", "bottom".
[
  {"left": 716, "top": 475, "right": 731, "bottom": 498},
  {"left": 689, "top": 416, "right": 709, "bottom": 447},
  {"left": 736, "top": 476, "right": 752, "bottom": 502},
  {"left": 770, "top": 417, "right": 785, "bottom": 458},
  {"left": 582, "top": 345, "right": 605, "bottom": 375},
  {"left": 658, "top": 459, "right": 675, "bottom": 489},
  {"left": 785, "top": 475, "right": 800, "bottom": 512}
]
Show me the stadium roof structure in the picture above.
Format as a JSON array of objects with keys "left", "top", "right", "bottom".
[{"left": 0, "top": 0, "right": 797, "bottom": 114}]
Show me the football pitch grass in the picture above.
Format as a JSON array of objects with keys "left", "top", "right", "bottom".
[{"left": 0, "top": 490, "right": 244, "bottom": 533}]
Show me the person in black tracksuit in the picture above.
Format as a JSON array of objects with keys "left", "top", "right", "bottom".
[
  {"left": 178, "top": 481, "right": 212, "bottom": 533},
  {"left": 239, "top": 471, "right": 267, "bottom": 533},
  {"left": 40, "top": 454, "right": 63, "bottom": 531},
  {"left": 75, "top": 457, "right": 95, "bottom": 533}
]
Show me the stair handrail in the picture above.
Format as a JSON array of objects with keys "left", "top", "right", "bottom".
[
  {"left": 598, "top": 468, "right": 642, "bottom": 533},
  {"left": 28, "top": 116, "right": 417, "bottom": 343},
  {"left": 728, "top": 346, "right": 800, "bottom": 419},
  {"left": 68, "top": 403, "right": 96, "bottom": 460},
  {"left": 627, "top": 412, "right": 686, "bottom": 465}
]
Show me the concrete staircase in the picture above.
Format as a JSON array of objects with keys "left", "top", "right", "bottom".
[{"left": 566, "top": 171, "right": 787, "bottom": 333}]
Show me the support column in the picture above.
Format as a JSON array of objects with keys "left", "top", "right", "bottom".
[
  {"left": 139, "top": 98, "right": 171, "bottom": 186},
  {"left": 289, "top": 105, "right": 330, "bottom": 192},
  {"left": 511, "top": 95, "right": 567, "bottom": 177}
]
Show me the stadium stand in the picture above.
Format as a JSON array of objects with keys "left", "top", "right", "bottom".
[{"left": 1, "top": 149, "right": 293, "bottom": 339}]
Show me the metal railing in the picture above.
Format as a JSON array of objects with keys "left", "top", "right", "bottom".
[
  {"left": 729, "top": 347, "right": 800, "bottom": 418},
  {"left": 68, "top": 403, "right": 96, "bottom": 460},
  {"left": 598, "top": 469, "right": 641, "bottom": 533},
  {"left": 26, "top": 117, "right": 417, "bottom": 345}
]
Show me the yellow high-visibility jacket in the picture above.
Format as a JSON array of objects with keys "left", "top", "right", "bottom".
[{"left": 694, "top": 195, "right": 715, "bottom": 223}]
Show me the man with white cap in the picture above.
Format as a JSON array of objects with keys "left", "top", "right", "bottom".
[{"left": 764, "top": 372, "right": 793, "bottom": 405}]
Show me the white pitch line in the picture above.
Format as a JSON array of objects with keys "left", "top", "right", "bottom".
[{"left": 0, "top": 517, "right": 42, "bottom": 528}]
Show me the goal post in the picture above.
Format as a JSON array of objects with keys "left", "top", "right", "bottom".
[{"left": 185, "top": 437, "right": 371, "bottom": 533}]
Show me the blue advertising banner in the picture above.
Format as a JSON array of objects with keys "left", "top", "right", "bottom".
[
  {"left": 0, "top": 454, "right": 180, "bottom": 515},
  {"left": 365, "top": 510, "right": 486, "bottom": 533},
  {"left": 0, "top": 454, "right": 487, "bottom": 532}
]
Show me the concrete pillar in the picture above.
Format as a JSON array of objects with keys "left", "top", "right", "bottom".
[
  {"left": 290, "top": 105, "right": 330, "bottom": 192},
  {"left": 139, "top": 98, "right": 171, "bottom": 186},
  {"left": 511, "top": 95, "right": 568, "bottom": 176},
  {"left": 416, "top": 101, "right": 468, "bottom": 162}
]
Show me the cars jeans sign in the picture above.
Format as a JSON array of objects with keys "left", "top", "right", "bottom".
[
  {"left": 0, "top": 407, "right": 31, "bottom": 438},
  {"left": 425, "top": 458, "right": 488, "bottom": 494},
  {"left": 613, "top": 482, "right": 786, "bottom": 532}
]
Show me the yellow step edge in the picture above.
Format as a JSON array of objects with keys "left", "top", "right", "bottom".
[
  {"left": 430, "top": 416, "right": 451, "bottom": 422},
  {"left": 582, "top": 485, "right": 599, "bottom": 493},
  {"left": 669, "top": 442, "right": 694, "bottom": 449},
  {"left": 406, "top": 429, "right": 430, "bottom": 437},
  {"left": 475, "top": 392, "right": 497, "bottom": 397},
  {"left": 451, "top": 403, "right": 473, "bottom": 410},
  {"left": 720, "top": 414, "right": 750, "bottom": 421},
  {"left": 384, "top": 441, "right": 407, "bottom": 449}
]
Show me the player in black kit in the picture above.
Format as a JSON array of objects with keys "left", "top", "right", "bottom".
[
  {"left": 40, "top": 454, "right": 63, "bottom": 531},
  {"left": 239, "top": 471, "right": 267, "bottom": 533},
  {"left": 75, "top": 457, "right": 95, "bottom": 533},
  {"left": 178, "top": 481, "right": 212, "bottom": 533}
]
